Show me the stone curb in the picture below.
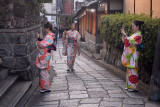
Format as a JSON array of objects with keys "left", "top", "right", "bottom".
[{"left": 81, "top": 49, "right": 149, "bottom": 95}]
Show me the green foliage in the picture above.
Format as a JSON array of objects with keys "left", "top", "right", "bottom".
[{"left": 100, "top": 13, "right": 160, "bottom": 67}]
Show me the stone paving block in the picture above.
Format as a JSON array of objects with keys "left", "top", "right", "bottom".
[
  {"left": 85, "top": 82, "right": 102, "bottom": 86},
  {"left": 59, "top": 99, "right": 80, "bottom": 107},
  {"left": 91, "top": 66, "right": 106, "bottom": 71},
  {"left": 87, "top": 88, "right": 105, "bottom": 92},
  {"left": 102, "top": 85, "right": 119, "bottom": 90},
  {"left": 123, "top": 104, "right": 144, "bottom": 107},
  {"left": 123, "top": 98, "right": 144, "bottom": 105},
  {"left": 70, "top": 94, "right": 88, "bottom": 99},
  {"left": 100, "top": 101, "right": 122, "bottom": 107},
  {"left": 51, "top": 86, "right": 68, "bottom": 91},
  {"left": 81, "top": 78, "right": 97, "bottom": 81},
  {"left": 86, "top": 84, "right": 103, "bottom": 88},
  {"left": 90, "top": 74, "right": 106, "bottom": 78},
  {"left": 80, "top": 98, "right": 101, "bottom": 104},
  {"left": 69, "top": 87, "right": 86, "bottom": 91},
  {"left": 83, "top": 68, "right": 95, "bottom": 71},
  {"left": 125, "top": 92, "right": 145, "bottom": 99},
  {"left": 69, "top": 91, "right": 87, "bottom": 95},
  {"left": 100, "top": 82, "right": 116, "bottom": 85},
  {"left": 78, "top": 104, "right": 99, "bottom": 107},
  {"left": 103, "top": 97, "right": 123, "bottom": 102},
  {"left": 83, "top": 80, "right": 98, "bottom": 83},
  {"left": 88, "top": 91, "right": 108, "bottom": 98},
  {"left": 108, "top": 89, "right": 125, "bottom": 94},
  {"left": 109, "top": 93, "right": 129, "bottom": 98},
  {"left": 98, "top": 78, "right": 112, "bottom": 83},
  {"left": 38, "top": 101, "right": 59, "bottom": 106},
  {"left": 43, "top": 93, "right": 69, "bottom": 101}
]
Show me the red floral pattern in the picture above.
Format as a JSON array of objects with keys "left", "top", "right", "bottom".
[
  {"left": 39, "top": 79, "right": 45, "bottom": 89},
  {"left": 124, "top": 38, "right": 130, "bottom": 47},
  {"left": 129, "top": 75, "right": 138, "bottom": 84},
  {"left": 134, "top": 35, "right": 141, "bottom": 43}
]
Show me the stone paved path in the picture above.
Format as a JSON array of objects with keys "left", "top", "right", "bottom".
[{"left": 37, "top": 40, "right": 159, "bottom": 107}]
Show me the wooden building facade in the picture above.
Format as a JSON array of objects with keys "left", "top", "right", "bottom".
[{"left": 74, "top": 0, "right": 123, "bottom": 53}]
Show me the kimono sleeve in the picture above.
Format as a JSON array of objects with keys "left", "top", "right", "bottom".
[
  {"left": 37, "top": 34, "right": 54, "bottom": 48},
  {"left": 124, "top": 33, "right": 142, "bottom": 47}
]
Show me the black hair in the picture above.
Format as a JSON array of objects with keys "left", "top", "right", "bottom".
[
  {"left": 54, "top": 27, "right": 58, "bottom": 30},
  {"left": 133, "top": 21, "right": 144, "bottom": 29},
  {"left": 44, "top": 22, "right": 53, "bottom": 31}
]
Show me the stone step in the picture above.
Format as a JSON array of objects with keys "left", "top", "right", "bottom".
[
  {"left": 0, "top": 81, "right": 32, "bottom": 107},
  {"left": 0, "top": 68, "right": 9, "bottom": 80},
  {"left": 0, "top": 75, "right": 18, "bottom": 99}
]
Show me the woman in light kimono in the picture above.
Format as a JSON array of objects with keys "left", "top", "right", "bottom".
[
  {"left": 65, "top": 23, "right": 81, "bottom": 72},
  {"left": 121, "top": 21, "right": 144, "bottom": 92},
  {"left": 36, "top": 22, "right": 54, "bottom": 93}
]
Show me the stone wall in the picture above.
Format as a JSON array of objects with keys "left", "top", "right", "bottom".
[
  {"left": 0, "top": 0, "right": 40, "bottom": 29},
  {"left": 100, "top": 41, "right": 126, "bottom": 71},
  {"left": 85, "top": 31, "right": 103, "bottom": 53},
  {"left": 0, "top": 25, "right": 41, "bottom": 80},
  {"left": 0, "top": 0, "right": 41, "bottom": 80}
]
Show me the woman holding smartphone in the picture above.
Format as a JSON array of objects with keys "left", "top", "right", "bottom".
[
  {"left": 121, "top": 21, "right": 144, "bottom": 92},
  {"left": 36, "top": 22, "right": 54, "bottom": 93}
]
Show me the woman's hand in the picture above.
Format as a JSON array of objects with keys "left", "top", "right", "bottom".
[
  {"left": 36, "top": 32, "right": 40, "bottom": 38},
  {"left": 121, "top": 29, "right": 126, "bottom": 36},
  {"left": 122, "top": 35, "right": 125, "bottom": 43}
]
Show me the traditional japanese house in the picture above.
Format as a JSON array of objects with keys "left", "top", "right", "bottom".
[{"left": 74, "top": 0, "right": 123, "bottom": 53}]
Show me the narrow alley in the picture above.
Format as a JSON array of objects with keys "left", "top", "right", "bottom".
[{"left": 26, "top": 40, "right": 160, "bottom": 107}]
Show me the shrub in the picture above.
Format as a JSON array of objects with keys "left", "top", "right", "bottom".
[{"left": 100, "top": 13, "right": 160, "bottom": 83}]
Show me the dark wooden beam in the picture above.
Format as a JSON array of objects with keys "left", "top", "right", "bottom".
[{"left": 45, "top": 13, "right": 71, "bottom": 17}]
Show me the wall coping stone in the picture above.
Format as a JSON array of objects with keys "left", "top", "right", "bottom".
[{"left": 0, "top": 24, "right": 41, "bottom": 33}]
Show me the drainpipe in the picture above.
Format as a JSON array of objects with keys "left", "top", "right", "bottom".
[
  {"left": 134, "top": 0, "right": 135, "bottom": 14},
  {"left": 150, "top": 0, "right": 152, "bottom": 17},
  {"left": 107, "top": 0, "right": 110, "bottom": 14}
]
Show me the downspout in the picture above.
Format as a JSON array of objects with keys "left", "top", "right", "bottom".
[
  {"left": 122, "top": 0, "right": 124, "bottom": 13},
  {"left": 107, "top": 0, "right": 110, "bottom": 14},
  {"left": 150, "top": 0, "right": 152, "bottom": 17},
  {"left": 134, "top": 0, "right": 135, "bottom": 14}
]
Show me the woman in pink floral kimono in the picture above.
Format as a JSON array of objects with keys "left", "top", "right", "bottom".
[
  {"left": 36, "top": 22, "right": 54, "bottom": 93},
  {"left": 64, "top": 23, "right": 81, "bottom": 72},
  {"left": 121, "top": 21, "right": 144, "bottom": 92}
]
